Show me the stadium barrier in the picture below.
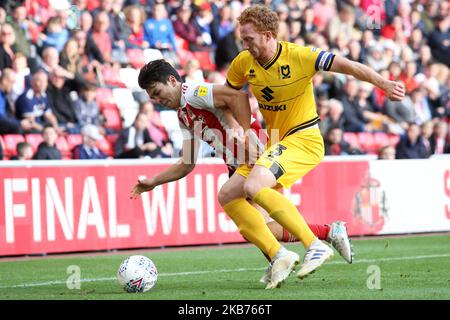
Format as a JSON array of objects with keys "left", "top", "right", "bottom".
[{"left": 0, "top": 157, "right": 449, "bottom": 256}]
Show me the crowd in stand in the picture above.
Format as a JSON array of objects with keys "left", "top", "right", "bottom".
[{"left": 0, "top": 0, "right": 449, "bottom": 162}]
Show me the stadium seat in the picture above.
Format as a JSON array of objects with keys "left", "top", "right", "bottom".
[
  {"left": 66, "top": 134, "right": 83, "bottom": 151},
  {"left": 119, "top": 67, "right": 140, "bottom": 90},
  {"left": 3, "top": 134, "right": 25, "bottom": 158},
  {"left": 106, "top": 133, "right": 119, "bottom": 146},
  {"left": 55, "top": 136, "right": 71, "bottom": 158},
  {"left": 192, "top": 51, "right": 216, "bottom": 71},
  {"left": 25, "top": 134, "right": 44, "bottom": 153},
  {"left": 96, "top": 136, "right": 114, "bottom": 157},
  {"left": 343, "top": 132, "right": 359, "bottom": 149},
  {"left": 174, "top": 35, "right": 189, "bottom": 52},
  {"left": 0, "top": 135, "right": 6, "bottom": 159},
  {"left": 357, "top": 132, "right": 376, "bottom": 154},
  {"left": 373, "top": 132, "right": 390, "bottom": 151},
  {"left": 101, "top": 65, "right": 125, "bottom": 88},
  {"left": 102, "top": 107, "right": 124, "bottom": 132},
  {"left": 96, "top": 87, "right": 115, "bottom": 107},
  {"left": 143, "top": 48, "right": 164, "bottom": 63},
  {"left": 126, "top": 48, "right": 146, "bottom": 69},
  {"left": 112, "top": 88, "right": 139, "bottom": 127},
  {"left": 388, "top": 134, "right": 401, "bottom": 147}
]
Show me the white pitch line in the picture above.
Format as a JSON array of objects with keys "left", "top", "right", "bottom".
[{"left": 1, "top": 253, "right": 449, "bottom": 289}]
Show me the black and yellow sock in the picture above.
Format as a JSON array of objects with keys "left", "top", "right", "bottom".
[
  {"left": 223, "top": 198, "right": 281, "bottom": 260},
  {"left": 253, "top": 187, "right": 316, "bottom": 248}
]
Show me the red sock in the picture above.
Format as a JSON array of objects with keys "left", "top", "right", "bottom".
[{"left": 282, "top": 224, "right": 330, "bottom": 242}]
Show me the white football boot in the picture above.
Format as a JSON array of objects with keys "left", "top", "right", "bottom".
[
  {"left": 296, "top": 239, "right": 334, "bottom": 279},
  {"left": 265, "top": 247, "right": 300, "bottom": 289},
  {"left": 259, "top": 264, "right": 271, "bottom": 285},
  {"left": 327, "top": 221, "right": 354, "bottom": 264}
]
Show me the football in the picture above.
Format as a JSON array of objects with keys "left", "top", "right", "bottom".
[{"left": 117, "top": 255, "right": 158, "bottom": 293}]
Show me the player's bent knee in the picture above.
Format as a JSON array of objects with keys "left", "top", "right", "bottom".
[
  {"left": 218, "top": 187, "right": 235, "bottom": 206},
  {"left": 243, "top": 180, "right": 262, "bottom": 200}
]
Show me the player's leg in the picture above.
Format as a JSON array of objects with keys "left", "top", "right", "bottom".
[
  {"left": 218, "top": 170, "right": 282, "bottom": 261},
  {"left": 219, "top": 168, "right": 300, "bottom": 289},
  {"left": 245, "top": 128, "right": 334, "bottom": 280}
]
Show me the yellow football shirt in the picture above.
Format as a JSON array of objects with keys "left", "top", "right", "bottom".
[{"left": 227, "top": 41, "right": 335, "bottom": 142}]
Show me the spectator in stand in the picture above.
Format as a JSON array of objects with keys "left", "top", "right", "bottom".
[
  {"left": 10, "top": 5, "right": 32, "bottom": 58},
  {"left": 123, "top": 5, "right": 149, "bottom": 49},
  {"left": 327, "top": 4, "right": 359, "bottom": 45},
  {"left": 73, "top": 83, "right": 104, "bottom": 131},
  {"left": 210, "top": 4, "right": 235, "bottom": 44},
  {"left": 416, "top": 45, "right": 433, "bottom": 74},
  {"left": 10, "top": 141, "right": 34, "bottom": 160},
  {"left": 32, "top": 125, "right": 62, "bottom": 160},
  {"left": 15, "top": 70, "right": 61, "bottom": 134},
  {"left": 378, "top": 145, "right": 396, "bottom": 160},
  {"left": 340, "top": 78, "right": 371, "bottom": 132},
  {"left": 420, "top": 120, "right": 434, "bottom": 156},
  {"left": 73, "top": 124, "right": 108, "bottom": 159},
  {"left": 39, "top": 46, "right": 75, "bottom": 80},
  {"left": 46, "top": 71, "right": 80, "bottom": 134},
  {"left": 0, "top": 23, "right": 16, "bottom": 70},
  {"left": 411, "top": 88, "right": 432, "bottom": 125},
  {"left": 215, "top": 26, "right": 242, "bottom": 72},
  {"left": 400, "top": 61, "right": 419, "bottom": 94},
  {"left": 191, "top": 2, "right": 215, "bottom": 50},
  {"left": 182, "top": 58, "right": 204, "bottom": 83},
  {"left": 312, "top": 0, "right": 336, "bottom": 34},
  {"left": 60, "top": 38, "right": 82, "bottom": 77},
  {"left": 11, "top": 52, "right": 31, "bottom": 101},
  {"left": 173, "top": 5, "right": 210, "bottom": 52},
  {"left": 272, "top": 4, "right": 289, "bottom": 42},
  {"left": 91, "top": 11, "right": 114, "bottom": 63},
  {"left": 144, "top": 3, "right": 179, "bottom": 67},
  {"left": 0, "top": 68, "right": 33, "bottom": 134},
  {"left": 72, "top": 29, "right": 104, "bottom": 83},
  {"left": 319, "top": 98, "right": 345, "bottom": 136},
  {"left": 139, "top": 100, "right": 173, "bottom": 157},
  {"left": 114, "top": 112, "right": 170, "bottom": 159},
  {"left": 80, "top": 10, "right": 93, "bottom": 33},
  {"left": 40, "top": 16, "right": 69, "bottom": 52},
  {"left": 428, "top": 15, "right": 450, "bottom": 67},
  {"left": 324, "top": 126, "right": 362, "bottom": 156},
  {"left": 395, "top": 123, "right": 428, "bottom": 159},
  {"left": 429, "top": 121, "right": 450, "bottom": 155}
]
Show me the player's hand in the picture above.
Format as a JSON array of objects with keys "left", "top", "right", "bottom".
[
  {"left": 384, "top": 80, "right": 405, "bottom": 101},
  {"left": 130, "top": 178, "right": 156, "bottom": 199}
]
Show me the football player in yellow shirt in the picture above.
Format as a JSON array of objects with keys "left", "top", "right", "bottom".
[{"left": 219, "top": 5, "right": 405, "bottom": 289}]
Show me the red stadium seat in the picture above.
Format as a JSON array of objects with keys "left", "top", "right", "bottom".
[
  {"left": 126, "top": 48, "right": 146, "bottom": 69},
  {"left": 96, "top": 136, "right": 114, "bottom": 156},
  {"left": 102, "top": 107, "right": 123, "bottom": 132},
  {"left": 55, "top": 136, "right": 71, "bottom": 158},
  {"left": 388, "top": 134, "right": 401, "bottom": 147},
  {"left": 192, "top": 51, "right": 216, "bottom": 71},
  {"left": 96, "top": 87, "right": 115, "bottom": 107},
  {"left": 25, "top": 134, "right": 44, "bottom": 153},
  {"left": 373, "top": 132, "right": 390, "bottom": 151},
  {"left": 3, "top": 134, "right": 25, "bottom": 158},
  {"left": 343, "top": 132, "right": 360, "bottom": 149},
  {"left": 106, "top": 134, "right": 119, "bottom": 146},
  {"left": 0, "top": 135, "right": 6, "bottom": 159},
  {"left": 357, "top": 132, "right": 376, "bottom": 154},
  {"left": 66, "top": 134, "right": 83, "bottom": 151}
]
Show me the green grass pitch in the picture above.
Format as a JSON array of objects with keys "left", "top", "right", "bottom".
[{"left": 0, "top": 234, "right": 449, "bottom": 300}]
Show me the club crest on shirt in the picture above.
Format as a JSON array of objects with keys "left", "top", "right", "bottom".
[
  {"left": 194, "top": 86, "right": 208, "bottom": 97},
  {"left": 279, "top": 65, "right": 291, "bottom": 79}
]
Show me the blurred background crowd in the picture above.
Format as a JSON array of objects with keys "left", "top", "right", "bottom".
[{"left": 0, "top": 0, "right": 448, "bottom": 162}]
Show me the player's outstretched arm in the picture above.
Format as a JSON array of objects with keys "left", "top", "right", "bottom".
[
  {"left": 130, "top": 139, "right": 198, "bottom": 199},
  {"left": 328, "top": 55, "right": 405, "bottom": 101}
]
